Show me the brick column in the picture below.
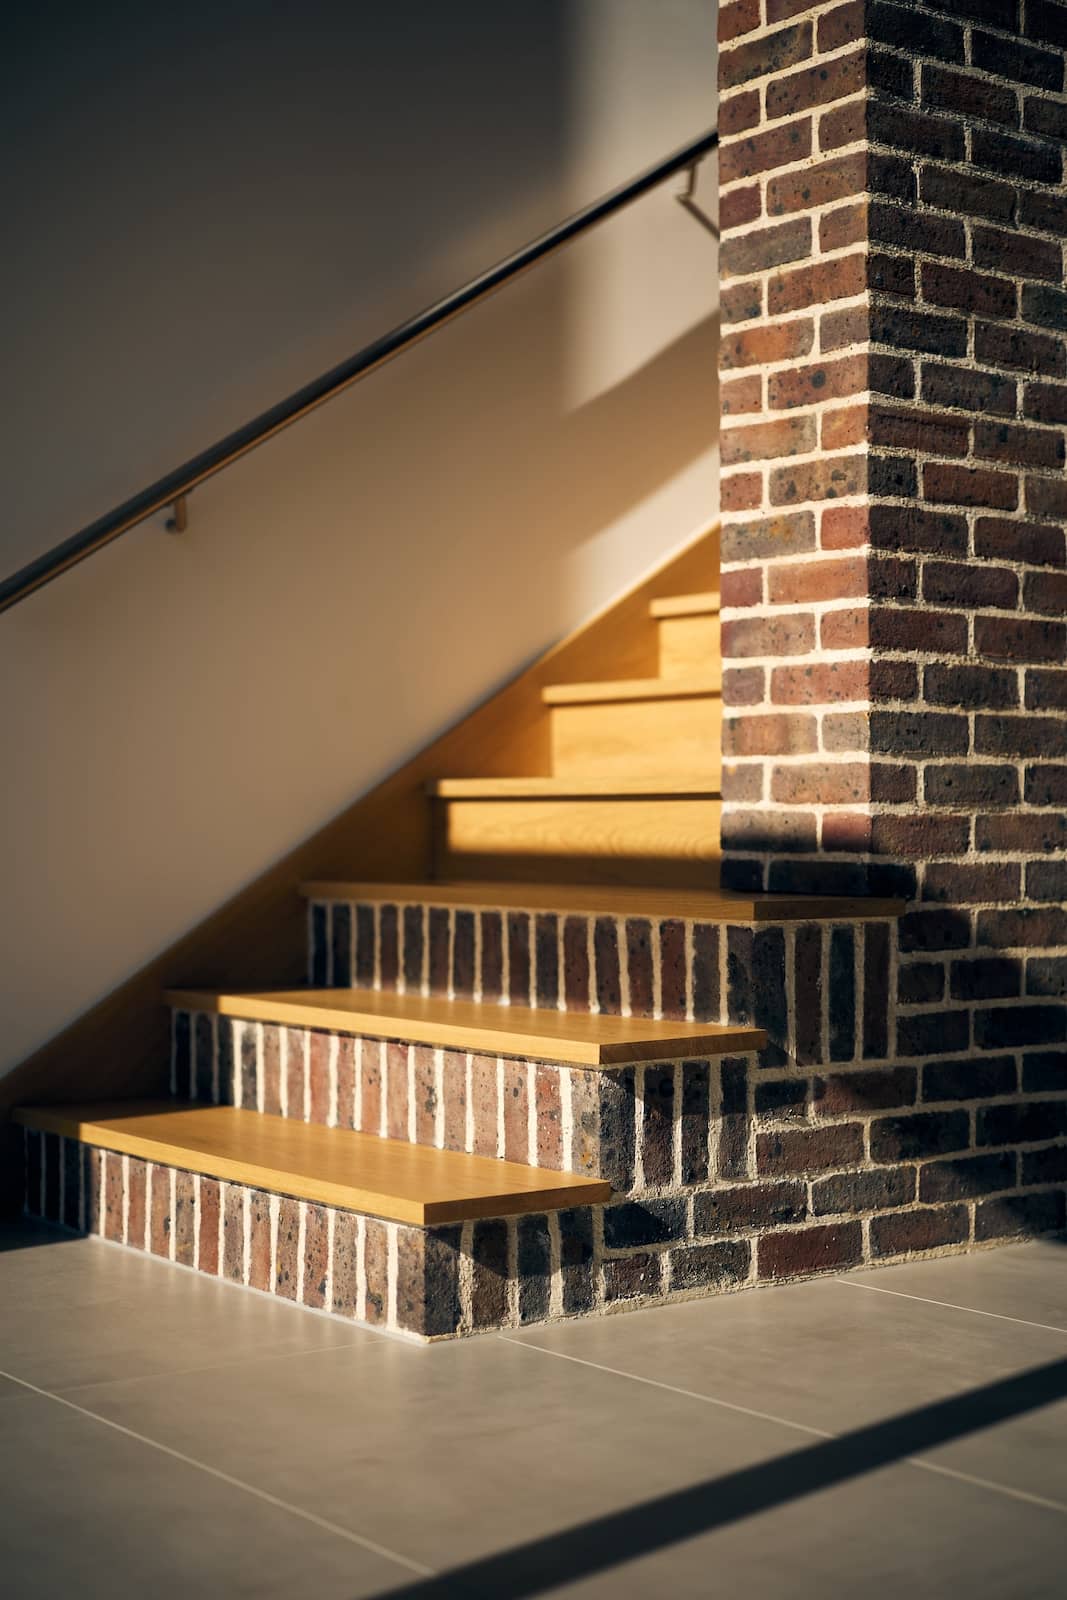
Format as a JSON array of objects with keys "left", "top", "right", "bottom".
[{"left": 718, "top": 0, "right": 1067, "bottom": 926}]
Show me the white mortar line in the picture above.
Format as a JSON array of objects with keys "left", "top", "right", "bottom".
[
  {"left": 0, "top": 1366, "right": 433, "bottom": 1575},
  {"left": 831, "top": 1277, "right": 1067, "bottom": 1337},
  {"left": 500, "top": 1340, "right": 1067, "bottom": 1516}
]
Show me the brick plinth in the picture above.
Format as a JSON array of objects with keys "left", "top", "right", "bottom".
[{"left": 718, "top": 0, "right": 1067, "bottom": 915}]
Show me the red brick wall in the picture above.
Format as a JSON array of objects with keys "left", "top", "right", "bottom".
[
  {"left": 718, "top": 0, "right": 1067, "bottom": 923},
  {"left": 718, "top": 0, "right": 1066, "bottom": 1199}
]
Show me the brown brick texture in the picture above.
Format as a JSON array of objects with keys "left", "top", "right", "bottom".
[
  {"left": 718, "top": 5, "right": 1067, "bottom": 1122},
  {"left": 719, "top": 0, "right": 1067, "bottom": 910}
]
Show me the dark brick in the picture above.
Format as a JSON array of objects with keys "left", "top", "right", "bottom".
[
  {"left": 625, "top": 919, "right": 653, "bottom": 1018},
  {"left": 378, "top": 904, "right": 398, "bottom": 990},
  {"left": 452, "top": 909, "right": 476, "bottom": 1000},
  {"left": 921, "top": 360, "right": 1023, "bottom": 419},
  {"left": 978, "top": 1099, "right": 1067, "bottom": 1147},
  {"left": 871, "top": 1110, "right": 970, "bottom": 1162},
  {"left": 919, "top": 165, "right": 1018, "bottom": 226},
  {"left": 975, "top": 1190, "right": 1066, "bottom": 1240},
  {"left": 594, "top": 917, "right": 621, "bottom": 1014},
  {"left": 1028, "top": 861, "right": 1067, "bottom": 902},
  {"left": 978, "top": 907, "right": 1067, "bottom": 947},
  {"left": 870, "top": 304, "right": 968, "bottom": 358},
  {"left": 975, "top": 715, "right": 1067, "bottom": 758},
  {"left": 310, "top": 904, "right": 328, "bottom": 986},
  {"left": 794, "top": 925, "right": 823, "bottom": 1068},
  {"left": 1024, "top": 284, "right": 1067, "bottom": 338},
  {"left": 507, "top": 911, "right": 531, "bottom": 1006},
  {"left": 719, "top": 1056, "right": 750, "bottom": 1181},
  {"left": 975, "top": 1006, "right": 1066, "bottom": 1050},
  {"left": 1022, "top": 1144, "right": 1067, "bottom": 1186},
  {"left": 757, "top": 1123, "right": 864, "bottom": 1176},
  {"left": 976, "top": 616, "right": 1066, "bottom": 666},
  {"left": 695, "top": 1181, "right": 806, "bottom": 1235},
  {"left": 975, "top": 515, "right": 1064, "bottom": 567},
  {"left": 871, "top": 1205, "right": 970, "bottom": 1256},
  {"left": 681, "top": 1061, "right": 712, "bottom": 1185},
  {"left": 814, "top": 1067, "right": 917, "bottom": 1115},
  {"left": 669, "top": 1240, "right": 751, "bottom": 1293},
  {"left": 921, "top": 1152, "right": 1017, "bottom": 1204},
  {"left": 754, "top": 1078, "right": 808, "bottom": 1121},
  {"left": 658, "top": 918, "right": 686, "bottom": 1022},
  {"left": 1027, "top": 957, "right": 1067, "bottom": 999},
  {"left": 898, "top": 909, "right": 972, "bottom": 953},
  {"left": 641, "top": 1066, "right": 676, "bottom": 1188},
  {"left": 812, "top": 1167, "right": 916, "bottom": 1216},
  {"left": 1025, "top": 0, "right": 1067, "bottom": 48},
  {"left": 972, "top": 28, "right": 1063, "bottom": 89},
  {"left": 517, "top": 1213, "right": 551, "bottom": 1324},
  {"left": 599, "top": 1069, "right": 636, "bottom": 1191},
  {"left": 355, "top": 903, "right": 376, "bottom": 987},
  {"left": 562, "top": 915, "right": 589, "bottom": 1012},
  {"left": 899, "top": 962, "right": 945, "bottom": 1006},
  {"left": 604, "top": 1198, "right": 688, "bottom": 1250},
  {"left": 949, "top": 959, "right": 1022, "bottom": 1002},
  {"left": 868, "top": 99, "right": 965, "bottom": 160},
  {"left": 758, "top": 1221, "right": 863, "bottom": 1278},
  {"left": 972, "top": 126, "right": 1062, "bottom": 183},
  {"left": 603, "top": 1253, "right": 661, "bottom": 1302},
  {"left": 402, "top": 904, "right": 423, "bottom": 991},
  {"left": 559, "top": 1208, "right": 596, "bottom": 1316},
  {"left": 924, "top": 862, "right": 1020, "bottom": 905},
  {"left": 869, "top": 2, "right": 965, "bottom": 61},
  {"left": 871, "top": 711, "right": 969, "bottom": 757},
  {"left": 975, "top": 321, "right": 1066, "bottom": 377},
  {"left": 921, "top": 63, "right": 1019, "bottom": 128}
]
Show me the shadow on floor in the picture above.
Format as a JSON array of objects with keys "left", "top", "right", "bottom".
[{"left": 372, "top": 1354, "right": 1067, "bottom": 1599}]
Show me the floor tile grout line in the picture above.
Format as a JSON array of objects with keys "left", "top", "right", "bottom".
[
  {"left": 501, "top": 1338, "right": 1067, "bottom": 1518},
  {"left": 53, "top": 1337, "right": 377, "bottom": 1399},
  {"left": 0, "top": 1365, "right": 435, "bottom": 1580},
  {"left": 832, "top": 1277, "right": 1067, "bottom": 1338},
  {"left": 497, "top": 1336, "right": 835, "bottom": 1439}
]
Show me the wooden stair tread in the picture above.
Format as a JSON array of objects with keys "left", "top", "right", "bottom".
[
  {"left": 542, "top": 674, "right": 720, "bottom": 705},
  {"left": 649, "top": 591, "right": 720, "bottom": 619},
  {"left": 299, "top": 881, "right": 906, "bottom": 921},
  {"left": 13, "top": 1102, "right": 611, "bottom": 1226},
  {"left": 164, "top": 987, "right": 765, "bottom": 1065},
  {"left": 428, "top": 776, "right": 720, "bottom": 798}
]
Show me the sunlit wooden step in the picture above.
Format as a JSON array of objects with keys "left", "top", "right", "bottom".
[{"left": 649, "top": 591, "right": 721, "bottom": 679}]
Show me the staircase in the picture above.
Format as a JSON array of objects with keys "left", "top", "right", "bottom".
[{"left": 17, "top": 558, "right": 905, "bottom": 1339}]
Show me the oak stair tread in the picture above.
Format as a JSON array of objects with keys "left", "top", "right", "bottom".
[
  {"left": 14, "top": 1102, "right": 611, "bottom": 1226},
  {"left": 542, "top": 674, "right": 719, "bottom": 705},
  {"left": 164, "top": 987, "right": 765, "bottom": 1065},
  {"left": 649, "top": 591, "right": 720, "bottom": 618},
  {"left": 428, "top": 776, "right": 720, "bottom": 798},
  {"left": 298, "top": 881, "right": 907, "bottom": 922}
]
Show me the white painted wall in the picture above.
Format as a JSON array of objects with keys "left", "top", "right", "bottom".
[{"left": 0, "top": 1, "right": 718, "bottom": 1076}]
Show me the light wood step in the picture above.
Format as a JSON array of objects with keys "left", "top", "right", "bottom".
[
  {"left": 649, "top": 593, "right": 721, "bottom": 680},
  {"left": 546, "top": 679, "right": 721, "bottom": 781},
  {"left": 428, "top": 780, "right": 722, "bottom": 889},
  {"left": 298, "top": 881, "right": 907, "bottom": 922},
  {"left": 429, "top": 776, "right": 718, "bottom": 798},
  {"left": 164, "top": 987, "right": 763, "bottom": 1065},
  {"left": 649, "top": 592, "right": 720, "bottom": 619},
  {"left": 541, "top": 674, "right": 720, "bottom": 705},
  {"left": 14, "top": 1102, "right": 611, "bottom": 1225}
]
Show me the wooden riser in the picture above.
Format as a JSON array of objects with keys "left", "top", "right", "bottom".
[
  {"left": 434, "top": 795, "right": 723, "bottom": 888},
  {"left": 658, "top": 612, "right": 721, "bottom": 678},
  {"left": 550, "top": 694, "right": 722, "bottom": 780}
]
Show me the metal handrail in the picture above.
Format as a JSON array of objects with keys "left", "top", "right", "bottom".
[{"left": 0, "top": 128, "right": 717, "bottom": 616}]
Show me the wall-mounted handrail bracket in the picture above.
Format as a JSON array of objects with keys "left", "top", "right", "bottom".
[
  {"left": 166, "top": 494, "right": 188, "bottom": 534},
  {"left": 0, "top": 125, "right": 717, "bottom": 616}
]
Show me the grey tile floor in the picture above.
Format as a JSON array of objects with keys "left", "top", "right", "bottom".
[{"left": 2, "top": 1219, "right": 1065, "bottom": 1598}]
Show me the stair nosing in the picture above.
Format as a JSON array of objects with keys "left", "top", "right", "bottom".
[
  {"left": 164, "top": 987, "right": 766, "bottom": 1066},
  {"left": 542, "top": 674, "right": 721, "bottom": 706},
  {"left": 649, "top": 591, "right": 720, "bottom": 619},
  {"left": 427, "top": 776, "right": 722, "bottom": 799},
  {"left": 296, "top": 882, "right": 907, "bottom": 922},
  {"left": 14, "top": 1102, "right": 612, "bottom": 1226}
]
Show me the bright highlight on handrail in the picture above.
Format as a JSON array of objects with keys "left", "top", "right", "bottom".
[{"left": 0, "top": 128, "right": 718, "bottom": 617}]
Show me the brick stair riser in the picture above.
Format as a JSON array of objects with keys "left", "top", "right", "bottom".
[
  {"left": 309, "top": 901, "right": 898, "bottom": 1068},
  {"left": 172, "top": 1008, "right": 745, "bottom": 1193},
  {"left": 27, "top": 1062, "right": 1066, "bottom": 1340}
]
